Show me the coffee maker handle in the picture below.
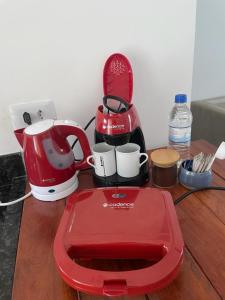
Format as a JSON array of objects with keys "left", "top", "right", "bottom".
[{"left": 54, "top": 120, "right": 91, "bottom": 170}]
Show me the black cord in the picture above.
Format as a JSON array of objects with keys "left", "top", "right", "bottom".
[
  {"left": 174, "top": 186, "right": 225, "bottom": 205},
  {"left": 71, "top": 116, "right": 96, "bottom": 150},
  {"left": 145, "top": 294, "right": 150, "bottom": 300}
]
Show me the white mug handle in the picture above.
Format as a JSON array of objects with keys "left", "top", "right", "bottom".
[
  {"left": 139, "top": 153, "right": 148, "bottom": 167},
  {"left": 86, "top": 155, "right": 95, "bottom": 168}
]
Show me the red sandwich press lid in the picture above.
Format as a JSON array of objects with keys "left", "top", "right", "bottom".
[
  {"left": 103, "top": 53, "right": 133, "bottom": 104},
  {"left": 54, "top": 187, "right": 183, "bottom": 296}
]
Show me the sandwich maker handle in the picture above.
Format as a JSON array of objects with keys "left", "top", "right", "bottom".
[{"left": 103, "top": 280, "right": 127, "bottom": 296}]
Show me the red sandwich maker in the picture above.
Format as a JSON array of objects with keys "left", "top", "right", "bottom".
[{"left": 54, "top": 187, "right": 183, "bottom": 296}]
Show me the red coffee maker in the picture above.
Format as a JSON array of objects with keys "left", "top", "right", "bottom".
[{"left": 95, "top": 53, "right": 149, "bottom": 186}]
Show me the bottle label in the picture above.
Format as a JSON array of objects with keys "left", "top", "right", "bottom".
[{"left": 169, "top": 126, "right": 191, "bottom": 143}]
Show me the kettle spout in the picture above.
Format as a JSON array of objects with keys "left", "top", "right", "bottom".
[{"left": 14, "top": 129, "right": 24, "bottom": 148}]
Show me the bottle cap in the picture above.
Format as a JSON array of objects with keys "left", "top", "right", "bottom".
[{"left": 175, "top": 94, "right": 187, "bottom": 103}]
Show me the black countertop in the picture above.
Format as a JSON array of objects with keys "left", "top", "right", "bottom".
[{"left": 0, "top": 153, "right": 26, "bottom": 300}]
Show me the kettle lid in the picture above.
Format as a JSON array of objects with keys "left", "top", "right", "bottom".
[{"left": 25, "top": 119, "right": 54, "bottom": 135}]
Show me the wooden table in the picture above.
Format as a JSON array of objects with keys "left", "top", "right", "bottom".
[{"left": 12, "top": 140, "right": 225, "bottom": 300}]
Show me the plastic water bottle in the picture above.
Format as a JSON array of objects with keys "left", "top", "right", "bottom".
[{"left": 168, "top": 94, "right": 193, "bottom": 161}]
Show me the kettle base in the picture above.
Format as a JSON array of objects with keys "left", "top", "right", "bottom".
[{"left": 30, "top": 174, "right": 79, "bottom": 201}]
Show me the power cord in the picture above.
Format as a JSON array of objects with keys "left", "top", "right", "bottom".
[
  {"left": 1, "top": 186, "right": 225, "bottom": 207},
  {"left": 0, "top": 191, "right": 32, "bottom": 207},
  {"left": 71, "top": 116, "right": 95, "bottom": 150},
  {"left": 174, "top": 186, "right": 225, "bottom": 205}
]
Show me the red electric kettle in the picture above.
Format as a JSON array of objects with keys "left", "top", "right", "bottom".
[{"left": 15, "top": 119, "right": 91, "bottom": 201}]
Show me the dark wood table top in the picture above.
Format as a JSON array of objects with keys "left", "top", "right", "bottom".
[{"left": 12, "top": 140, "right": 225, "bottom": 300}]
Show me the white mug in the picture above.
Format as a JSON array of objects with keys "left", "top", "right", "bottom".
[
  {"left": 87, "top": 143, "right": 116, "bottom": 177},
  {"left": 116, "top": 143, "right": 148, "bottom": 178}
]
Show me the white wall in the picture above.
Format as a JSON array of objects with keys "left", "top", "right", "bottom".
[
  {"left": 192, "top": 0, "right": 225, "bottom": 100},
  {"left": 0, "top": 0, "right": 196, "bottom": 155}
]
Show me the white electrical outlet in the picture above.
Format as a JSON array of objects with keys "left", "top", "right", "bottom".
[{"left": 9, "top": 99, "right": 57, "bottom": 130}]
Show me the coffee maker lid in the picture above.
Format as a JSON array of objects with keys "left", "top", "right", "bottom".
[{"left": 103, "top": 53, "right": 133, "bottom": 104}]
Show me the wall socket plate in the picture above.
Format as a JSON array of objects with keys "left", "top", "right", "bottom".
[{"left": 9, "top": 99, "right": 57, "bottom": 130}]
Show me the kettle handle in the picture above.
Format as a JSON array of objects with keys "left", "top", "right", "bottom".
[{"left": 54, "top": 120, "right": 91, "bottom": 170}]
